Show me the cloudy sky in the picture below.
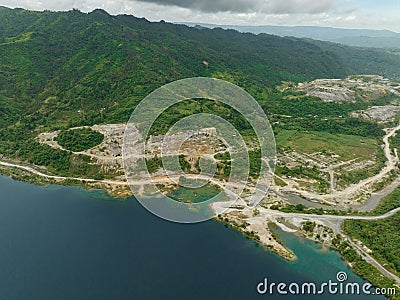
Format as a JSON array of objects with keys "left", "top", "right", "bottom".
[{"left": 1, "top": 0, "right": 400, "bottom": 32}]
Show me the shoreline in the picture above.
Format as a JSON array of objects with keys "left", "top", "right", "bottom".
[{"left": 0, "top": 160, "right": 133, "bottom": 198}]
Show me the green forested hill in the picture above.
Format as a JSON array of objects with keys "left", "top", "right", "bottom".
[
  {"left": 0, "top": 6, "right": 343, "bottom": 128},
  {"left": 1, "top": 6, "right": 400, "bottom": 129},
  {"left": 0, "top": 6, "right": 399, "bottom": 175}
]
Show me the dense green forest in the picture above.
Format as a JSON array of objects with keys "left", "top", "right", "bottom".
[
  {"left": 344, "top": 214, "right": 400, "bottom": 277},
  {"left": 1, "top": 6, "right": 400, "bottom": 176}
]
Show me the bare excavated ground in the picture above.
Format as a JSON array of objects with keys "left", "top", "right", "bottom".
[
  {"left": 36, "top": 123, "right": 399, "bottom": 207},
  {"left": 36, "top": 75, "right": 400, "bottom": 208},
  {"left": 37, "top": 125, "right": 226, "bottom": 178},
  {"left": 351, "top": 105, "right": 400, "bottom": 123},
  {"left": 296, "top": 75, "right": 400, "bottom": 103},
  {"left": 37, "top": 124, "right": 125, "bottom": 176}
]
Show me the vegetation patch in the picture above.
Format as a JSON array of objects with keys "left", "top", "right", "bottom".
[
  {"left": 371, "top": 186, "right": 400, "bottom": 215},
  {"left": 167, "top": 178, "right": 221, "bottom": 204},
  {"left": 146, "top": 156, "right": 162, "bottom": 174},
  {"left": 56, "top": 128, "right": 104, "bottom": 152}
]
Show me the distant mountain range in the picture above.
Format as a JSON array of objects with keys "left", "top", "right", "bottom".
[{"left": 180, "top": 23, "right": 400, "bottom": 49}]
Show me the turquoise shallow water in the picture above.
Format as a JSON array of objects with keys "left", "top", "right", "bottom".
[
  {"left": 0, "top": 175, "right": 385, "bottom": 299},
  {"left": 277, "top": 229, "right": 364, "bottom": 283}
]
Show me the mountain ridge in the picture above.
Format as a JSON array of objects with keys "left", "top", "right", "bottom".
[{"left": 181, "top": 22, "right": 400, "bottom": 49}]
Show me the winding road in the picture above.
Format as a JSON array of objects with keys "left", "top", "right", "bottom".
[{"left": 279, "top": 124, "right": 400, "bottom": 205}]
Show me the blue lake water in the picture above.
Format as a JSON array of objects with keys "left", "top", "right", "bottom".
[{"left": 0, "top": 175, "right": 385, "bottom": 299}]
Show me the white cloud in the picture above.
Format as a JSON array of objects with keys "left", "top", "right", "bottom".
[
  {"left": 0, "top": 0, "right": 399, "bottom": 32},
  {"left": 262, "top": 0, "right": 335, "bottom": 14},
  {"left": 129, "top": 0, "right": 336, "bottom": 14}
]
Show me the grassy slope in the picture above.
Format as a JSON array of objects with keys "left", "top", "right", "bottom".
[{"left": 276, "top": 130, "right": 378, "bottom": 161}]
